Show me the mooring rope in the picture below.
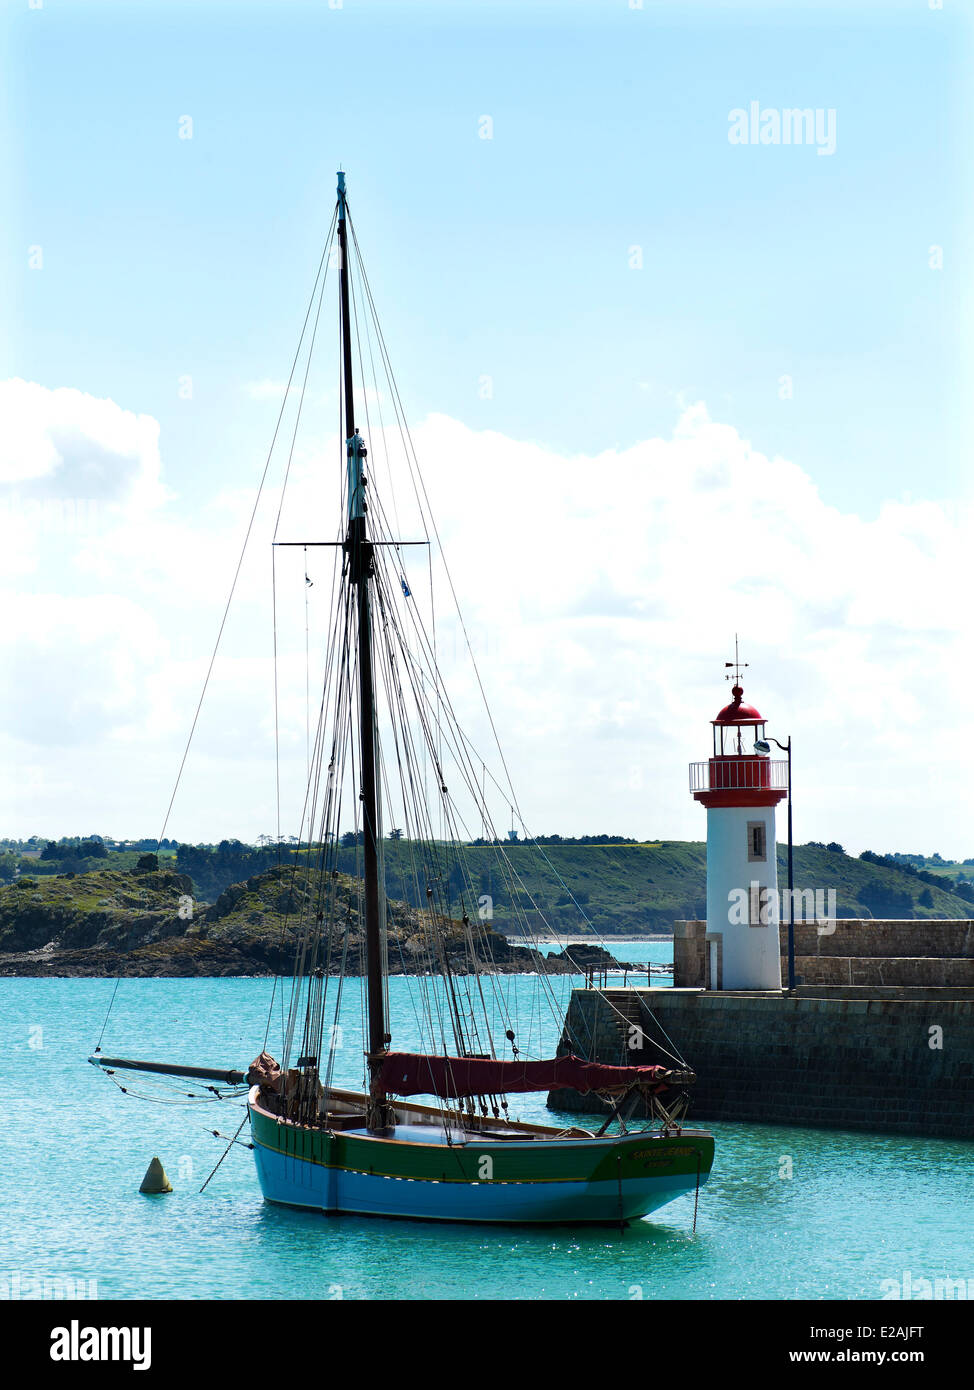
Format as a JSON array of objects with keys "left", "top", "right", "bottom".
[
  {"left": 692, "top": 1152, "right": 701, "bottom": 1234},
  {"left": 92, "top": 977, "right": 121, "bottom": 1053},
  {"left": 199, "top": 1113, "right": 250, "bottom": 1193}
]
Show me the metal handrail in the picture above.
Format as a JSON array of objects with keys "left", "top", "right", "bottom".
[{"left": 689, "top": 757, "right": 788, "bottom": 792}]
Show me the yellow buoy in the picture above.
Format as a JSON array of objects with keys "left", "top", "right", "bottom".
[{"left": 139, "top": 1156, "right": 173, "bottom": 1194}]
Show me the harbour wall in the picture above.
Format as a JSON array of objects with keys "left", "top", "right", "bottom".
[
  {"left": 549, "top": 918, "right": 974, "bottom": 1137},
  {"left": 549, "top": 986, "right": 974, "bottom": 1138},
  {"left": 674, "top": 918, "right": 974, "bottom": 988}
]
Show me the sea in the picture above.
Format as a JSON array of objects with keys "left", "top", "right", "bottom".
[{"left": 3, "top": 941, "right": 971, "bottom": 1302}]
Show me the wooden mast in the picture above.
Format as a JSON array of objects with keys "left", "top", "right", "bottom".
[{"left": 337, "top": 171, "right": 389, "bottom": 1129}]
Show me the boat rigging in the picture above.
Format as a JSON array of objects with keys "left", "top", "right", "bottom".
[{"left": 89, "top": 172, "right": 715, "bottom": 1225}]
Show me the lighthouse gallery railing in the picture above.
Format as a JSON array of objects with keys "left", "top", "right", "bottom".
[{"left": 688, "top": 758, "right": 788, "bottom": 793}]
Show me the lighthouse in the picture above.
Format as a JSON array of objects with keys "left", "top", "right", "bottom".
[{"left": 689, "top": 672, "right": 788, "bottom": 990}]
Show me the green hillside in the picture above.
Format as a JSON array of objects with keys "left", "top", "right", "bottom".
[
  {"left": 0, "top": 863, "right": 586, "bottom": 976},
  {"left": 1, "top": 842, "right": 970, "bottom": 976},
  {"left": 0, "top": 866, "right": 193, "bottom": 955},
  {"left": 325, "top": 839, "right": 973, "bottom": 936}
]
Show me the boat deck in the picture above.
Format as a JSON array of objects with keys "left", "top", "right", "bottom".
[
  {"left": 339, "top": 1122, "right": 549, "bottom": 1145},
  {"left": 255, "top": 1085, "right": 600, "bottom": 1141}
]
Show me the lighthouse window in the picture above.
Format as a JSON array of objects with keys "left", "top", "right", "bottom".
[{"left": 747, "top": 821, "right": 766, "bottom": 862}]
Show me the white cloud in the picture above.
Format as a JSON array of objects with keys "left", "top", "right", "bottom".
[
  {"left": 0, "top": 593, "right": 169, "bottom": 746},
  {"left": 242, "top": 378, "right": 289, "bottom": 402},
  {"left": 0, "top": 379, "right": 166, "bottom": 509},
  {"left": 2, "top": 380, "right": 972, "bottom": 858}
]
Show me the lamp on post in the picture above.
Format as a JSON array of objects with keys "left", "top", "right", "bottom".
[{"left": 754, "top": 734, "right": 793, "bottom": 992}]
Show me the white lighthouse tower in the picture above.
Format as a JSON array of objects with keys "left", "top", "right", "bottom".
[{"left": 689, "top": 667, "right": 788, "bottom": 991}]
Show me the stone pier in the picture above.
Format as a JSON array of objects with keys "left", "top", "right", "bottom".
[
  {"left": 673, "top": 918, "right": 974, "bottom": 989},
  {"left": 548, "top": 919, "right": 974, "bottom": 1138}
]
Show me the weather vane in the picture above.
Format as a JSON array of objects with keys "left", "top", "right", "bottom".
[{"left": 724, "top": 633, "right": 748, "bottom": 685}]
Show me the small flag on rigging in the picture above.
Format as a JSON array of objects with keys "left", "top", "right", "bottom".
[{"left": 400, "top": 578, "right": 411, "bottom": 598}]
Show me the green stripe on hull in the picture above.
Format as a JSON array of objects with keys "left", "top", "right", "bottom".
[{"left": 249, "top": 1105, "right": 714, "bottom": 1187}]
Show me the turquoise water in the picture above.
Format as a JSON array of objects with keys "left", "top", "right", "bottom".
[{"left": 3, "top": 959, "right": 971, "bottom": 1301}]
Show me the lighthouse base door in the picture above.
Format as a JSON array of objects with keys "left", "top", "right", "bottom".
[{"left": 705, "top": 934, "right": 723, "bottom": 990}]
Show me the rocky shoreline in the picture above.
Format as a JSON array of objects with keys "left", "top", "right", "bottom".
[
  {"left": 0, "top": 865, "right": 640, "bottom": 979},
  {"left": 0, "top": 940, "right": 638, "bottom": 979}
]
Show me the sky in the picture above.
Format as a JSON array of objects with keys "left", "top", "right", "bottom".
[{"left": 2, "top": 0, "right": 972, "bottom": 857}]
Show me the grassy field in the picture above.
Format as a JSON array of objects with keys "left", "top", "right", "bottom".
[
  {"left": 326, "top": 839, "right": 973, "bottom": 936},
  {"left": 2, "top": 840, "right": 970, "bottom": 947}
]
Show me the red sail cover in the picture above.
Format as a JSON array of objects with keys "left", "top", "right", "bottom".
[{"left": 375, "top": 1052, "right": 668, "bottom": 1099}]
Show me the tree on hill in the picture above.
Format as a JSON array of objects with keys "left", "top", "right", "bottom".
[
  {"left": 216, "top": 839, "right": 246, "bottom": 859},
  {"left": 175, "top": 840, "right": 282, "bottom": 902},
  {"left": 859, "top": 878, "right": 914, "bottom": 916},
  {"left": 859, "top": 849, "right": 943, "bottom": 890}
]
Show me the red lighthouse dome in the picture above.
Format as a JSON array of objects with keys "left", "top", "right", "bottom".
[
  {"left": 689, "top": 682, "right": 787, "bottom": 808},
  {"left": 714, "top": 684, "right": 764, "bottom": 726}
]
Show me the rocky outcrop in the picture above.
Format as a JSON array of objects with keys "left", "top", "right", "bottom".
[
  {"left": 0, "top": 864, "right": 608, "bottom": 978},
  {"left": 0, "top": 870, "right": 194, "bottom": 957},
  {"left": 546, "top": 942, "right": 634, "bottom": 972}
]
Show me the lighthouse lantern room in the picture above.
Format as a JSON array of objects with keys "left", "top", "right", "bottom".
[{"left": 689, "top": 672, "right": 788, "bottom": 991}]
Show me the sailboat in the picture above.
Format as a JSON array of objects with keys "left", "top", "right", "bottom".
[{"left": 90, "top": 173, "right": 715, "bottom": 1225}]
